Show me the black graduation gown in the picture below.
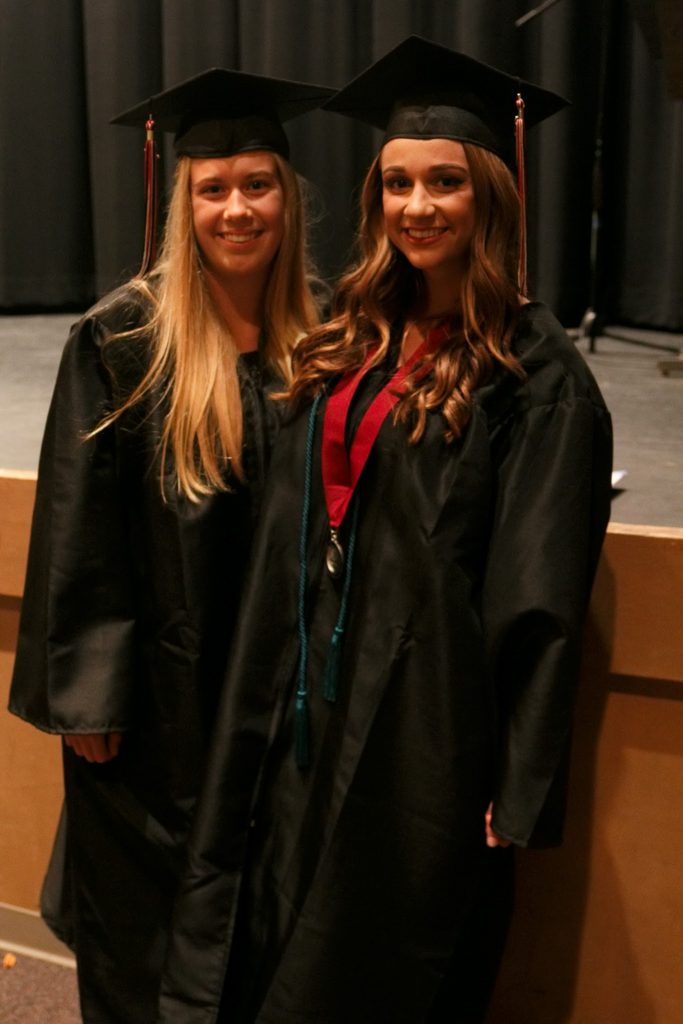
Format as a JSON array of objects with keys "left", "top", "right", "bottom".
[
  {"left": 158, "top": 302, "right": 613, "bottom": 1024},
  {"left": 8, "top": 283, "right": 280, "bottom": 1024}
]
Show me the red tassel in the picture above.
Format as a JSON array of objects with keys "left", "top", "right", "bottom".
[
  {"left": 515, "top": 93, "right": 527, "bottom": 297},
  {"left": 138, "top": 115, "right": 159, "bottom": 277}
]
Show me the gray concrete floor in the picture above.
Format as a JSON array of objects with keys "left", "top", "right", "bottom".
[
  {"left": 0, "top": 314, "right": 75, "bottom": 476},
  {"left": 575, "top": 328, "right": 683, "bottom": 528},
  {"left": 0, "top": 946, "right": 79, "bottom": 1023},
  {"left": 0, "top": 313, "right": 682, "bottom": 528}
]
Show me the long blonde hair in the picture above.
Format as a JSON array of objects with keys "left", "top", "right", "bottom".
[
  {"left": 289, "top": 143, "right": 524, "bottom": 443},
  {"left": 95, "top": 153, "right": 318, "bottom": 501}
]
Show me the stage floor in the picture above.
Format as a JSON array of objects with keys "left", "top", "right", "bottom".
[{"left": 0, "top": 313, "right": 681, "bottom": 529}]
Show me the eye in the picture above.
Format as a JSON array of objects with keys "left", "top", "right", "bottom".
[
  {"left": 383, "top": 175, "right": 411, "bottom": 192},
  {"left": 198, "top": 182, "right": 224, "bottom": 196},
  {"left": 245, "top": 177, "right": 273, "bottom": 193},
  {"left": 434, "top": 174, "right": 467, "bottom": 190}
]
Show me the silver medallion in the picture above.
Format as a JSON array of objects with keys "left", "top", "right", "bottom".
[{"left": 326, "top": 530, "right": 344, "bottom": 579}]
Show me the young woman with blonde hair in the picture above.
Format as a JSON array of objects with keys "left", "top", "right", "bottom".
[
  {"left": 158, "top": 39, "right": 613, "bottom": 1024},
  {"left": 9, "top": 67, "right": 331, "bottom": 1024}
]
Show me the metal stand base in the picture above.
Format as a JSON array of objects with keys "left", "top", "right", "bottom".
[{"left": 578, "top": 307, "right": 681, "bottom": 359}]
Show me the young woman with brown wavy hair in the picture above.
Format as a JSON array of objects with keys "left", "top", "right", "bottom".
[
  {"left": 9, "top": 68, "right": 331, "bottom": 1024},
  {"left": 289, "top": 140, "right": 524, "bottom": 443},
  {"left": 157, "top": 40, "right": 613, "bottom": 1024}
]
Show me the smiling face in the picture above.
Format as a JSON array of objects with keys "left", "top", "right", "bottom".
[
  {"left": 190, "top": 151, "right": 285, "bottom": 288},
  {"left": 380, "top": 138, "right": 476, "bottom": 290}
]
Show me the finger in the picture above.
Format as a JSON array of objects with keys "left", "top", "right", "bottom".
[
  {"left": 107, "top": 732, "right": 123, "bottom": 759},
  {"left": 63, "top": 733, "right": 121, "bottom": 763},
  {"left": 64, "top": 735, "right": 91, "bottom": 759},
  {"left": 79, "top": 736, "right": 103, "bottom": 762},
  {"left": 484, "top": 803, "right": 511, "bottom": 848},
  {"left": 65, "top": 734, "right": 107, "bottom": 763},
  {"left": 484, "top": 803, "right": 494, "bottom": 841},
  {"left": 88, "top": 735, "right": 115, "bottom": 763},
  {"left": 487, "top": 833, "right": 511, "bottom": 849}
]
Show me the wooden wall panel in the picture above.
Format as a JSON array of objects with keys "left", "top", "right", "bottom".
[
  {"left": 0, "top": 473, "right": 36, "bottom": 599},
  {"left": 0, "top": 596, "right": 62, "bottom": 911},
  {"left": 594, "top": 524, "right": 683, "bottom": 683},
  {"left": 488, "top": 526, "right": 683, "bottom": 1024},
  {"left": 0, "top": 474, "right": 60, "bottom": 910}
]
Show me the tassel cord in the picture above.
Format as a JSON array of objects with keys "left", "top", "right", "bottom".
[
  {"left": 295, "top": 390, "right": 324, "bottom": 766},
  {"left": 139, "top": 116, "right": 159, "bottom": 278},
  {"left": 515, "top": 93, "right": 527, "bottom": 297}
]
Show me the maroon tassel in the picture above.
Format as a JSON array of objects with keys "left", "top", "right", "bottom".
[
  {"left": 515, "top": 93, "right": 527, "bottom": 297},
  {"left": 138, "top": 115, "right": 159, "bottom": 277}
]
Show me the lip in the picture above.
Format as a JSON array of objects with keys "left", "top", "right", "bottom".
[
  {"left": 402, "top": 226, "right": 448, "bottom": 245},
  {"left": 216, "top": 230, "right": 264, "bottom": 246}
]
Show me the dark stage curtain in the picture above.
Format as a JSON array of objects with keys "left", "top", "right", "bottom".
[
  {"left": 601, "top": 3, "right": 683, "bottom": 328},
  {"left": 0, "top": 0, "right": 680, "bottom": 328}
]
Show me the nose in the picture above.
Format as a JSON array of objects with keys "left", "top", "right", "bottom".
[
  {"left": 223, "top": 188, "right": 251, "bottom": 219},
  {"left": 404, "top": 183, "right": 435, "bottom": 218}
]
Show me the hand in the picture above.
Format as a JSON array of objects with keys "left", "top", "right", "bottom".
[
  {"left": 64, "top": 732, "right": 123, "bottom": 763},
  {"left": 485, "top": 802, "right": 511, "bottom": 848}
]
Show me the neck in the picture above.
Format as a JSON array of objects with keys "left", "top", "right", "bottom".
[
  {"left": 400, "top": 268, "right": 465, "bottom": 364},
  {"left": 418, "top": 265, "right": 464, "bottom": 319},
  {"left": 204, "top": 269, "right": 268, "bottom": 352}
]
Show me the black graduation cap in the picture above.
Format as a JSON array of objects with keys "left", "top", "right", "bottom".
[
  {"left": 112, "top": 66, "right": 335, "bottom": 160},
  {"left": 324, "top": 35, "right": 568, "bottom": 164}
]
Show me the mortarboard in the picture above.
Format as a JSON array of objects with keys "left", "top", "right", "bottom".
[
  {"left": 323, "top": 35, "right": 567, "bottom": 164},
  {"left": 112, "top": 66, "right": 334, "bottom": 160},
  {"left": 112, "top": 67, "right": 334, "bottom": 275}
]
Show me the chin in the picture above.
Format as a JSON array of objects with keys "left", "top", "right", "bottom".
[{"left": 403, "top": 251, "right": 443, "bottom": 272}]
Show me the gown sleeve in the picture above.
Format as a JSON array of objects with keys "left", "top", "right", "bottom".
[
  {"left": 483, "top": 389, "right": 612, "bottom": 848},
  {"left": 8, "top": 312, "right": 138, "bottom": 734}
]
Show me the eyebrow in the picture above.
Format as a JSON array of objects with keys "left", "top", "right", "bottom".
[
  {"left": 192, "top": 168, "right": 276, "bottom": 186},
  {"left": 381, "top": 162, "right": 469, "bottom": 174},
  {"left": 242, "top": 168, "right": 277, "bottom": 178}
]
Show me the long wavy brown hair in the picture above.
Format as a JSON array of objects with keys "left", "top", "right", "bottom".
[{"left": 288, "top": 142, "right": 525, "bottom": 443}]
